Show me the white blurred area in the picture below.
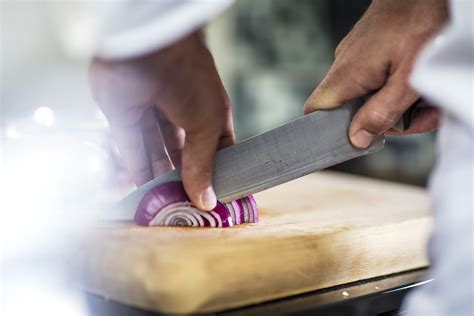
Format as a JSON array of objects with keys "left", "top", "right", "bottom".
[
  {"left": 0, "top": 1, "right": 439, "bottom": 315},
  {"left": 0, "top": 2, "right": 129, "bottom": 315}
]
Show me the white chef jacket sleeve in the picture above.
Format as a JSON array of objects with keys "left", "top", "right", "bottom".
[
  {"left": 409, "top": 0, "right": 473, "bottom": 129},
  {"left": 404, "top": 0, "right": 474, "bottom": 315},
  {"left": 92, "top": 0, "right": 233, "bottom": 60}
]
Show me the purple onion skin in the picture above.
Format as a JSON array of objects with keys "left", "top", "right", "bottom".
[
  {"left": 134, "top": 181, "right": 258, "bottom": 227},
  {"left": 247, "top": 195, "right": 259, "bottom": 223},
  {"left": 235, "top": 197, "right": 259, "bottom": 224},
  {"left": 134, "top": 181, "right": 189, "bottom": 226},
  {"left": 236, "top": 199, "right": 245, "bottom": 224},
  {"left": 227, "top": 201, "right": 242, "bottom": 225},
  {"left": 211, "top": 202, "right": 233, "bottom": 227}
]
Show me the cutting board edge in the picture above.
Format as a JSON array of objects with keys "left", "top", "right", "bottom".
[{"left": 72, "top": 217, "right": 432, "bottom": 314}]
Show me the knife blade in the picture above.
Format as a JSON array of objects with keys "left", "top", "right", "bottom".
[{"left": 109, "top": 98, "right": 385, "bottom": 220}]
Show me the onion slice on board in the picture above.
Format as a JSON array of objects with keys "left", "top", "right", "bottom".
[{"left": 134, "top": 181, "right": 258, "bottom": 227}]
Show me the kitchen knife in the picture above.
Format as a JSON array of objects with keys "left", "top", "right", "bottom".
[{"left": 109, "top": 98, "right": 385, "bottom": 220}]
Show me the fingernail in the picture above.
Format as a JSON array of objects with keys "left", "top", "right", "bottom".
[
  {"left": 351, "top": 129, "right": 375, "bottom": 149},
  {"left": 200, "top": 186, "right": 217, "bottom": 211}
]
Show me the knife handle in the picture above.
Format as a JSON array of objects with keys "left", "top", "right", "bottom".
[
  {"left": 361, "top": 94, "right": 423, "bottom": 133},
  {"left": 392, "top": 99, "right": 424, "bottom": 133}
]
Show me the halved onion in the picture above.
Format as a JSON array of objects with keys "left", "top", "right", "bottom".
[{"left": 134, "top": 181, "right": 258, "bottom": 227}]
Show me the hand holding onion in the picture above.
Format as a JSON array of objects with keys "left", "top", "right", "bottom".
[{"left": 90, "top": 32, "right": 235, "bottom": 211}]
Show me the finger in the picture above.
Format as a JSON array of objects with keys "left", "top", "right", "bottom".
[
  {"left": 152, "top": 34, "right": 229, "bottom": 211},
  {"left": 217, "top": 88, "right": 236, "bottom": 150},
  {"left": 181, "top": 130, "right": 220, "bottom": 211},
  {"left": 303, "top": 56, "right": 387, "bottom": 114},
  {"left": 107, "top": 110, "right": 153, "bottom": 186},
  {"left": 177, "top": 86, "right": 225, "bottom": 211},
  {"left": 155, "top": 108, "right": 185, "bottom": 168},
  {"left": 348, "top": 79, "right": 419, "bottom": 148},
  {"left": 140, "top": 106, "right": 174, "bottom": 178},
  {"left": 161, "top": 83, "right": 231, "bottom": 211},
  {"left": 218, "top": 121, "right": 235, "bottom": 149},
  {"left": 387, "top": 106, "right": 440, "bottom": 135},
  {"left": 304, "top": 64, "right": 359, "bottom": 114},
  {"left": 179, "top": 88, "right": 233, "bottom": 211}
]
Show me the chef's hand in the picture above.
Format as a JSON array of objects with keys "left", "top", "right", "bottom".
[
  {"left": 304, "top": 0, "right": 447, "bottom": 148},
  {"left": 90, "top": 32, "right": 234, "bottom": 211}
]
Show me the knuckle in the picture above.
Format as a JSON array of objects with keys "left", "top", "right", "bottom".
[
  {"left": 324, "top": 60, "right": 350, "bottom": 86},
  {"left": 366, "top": 109, "right": 397, "bottom": 130},
  {"left": 334, "top": 34, "right": 351, "bottom": 59},
  {"left": 334, "top": 42, "right": 346, "bottom": 59},
  {"left": 334, "top": 45, "right": 343, "bottom": 59}
]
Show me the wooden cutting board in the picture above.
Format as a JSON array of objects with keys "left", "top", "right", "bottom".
[{"left": 71, "top": 172, "right": 432, "bottom": 314}]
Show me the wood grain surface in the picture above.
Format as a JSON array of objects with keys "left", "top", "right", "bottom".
[{"left": 71, "top": 172, "right": 432, "bottom": 314}]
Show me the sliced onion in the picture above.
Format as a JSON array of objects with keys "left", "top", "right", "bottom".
[
  {"left": 134, "top": 181, "right": 259, "bottom": 227},
  {"left": 224, "top": 200, "right": 242, "bottom": 225},
  {"left": 238, "top": 196, "right": 259, "bottom": 223},
  {"left": 246, "top": 195, "right": 259, "bottom": 223}
]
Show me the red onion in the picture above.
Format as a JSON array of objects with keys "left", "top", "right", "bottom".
[{"left": 134, "top": 181, "right": 258, "bottom": 227}]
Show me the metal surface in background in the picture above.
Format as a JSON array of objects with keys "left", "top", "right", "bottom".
[{"left": 113, "top": 99, "right": 384, "bottom": 220}]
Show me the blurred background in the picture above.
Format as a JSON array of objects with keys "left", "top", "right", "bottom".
[{"left": 1, "top": 1, "right": 436, "bottom": 315}]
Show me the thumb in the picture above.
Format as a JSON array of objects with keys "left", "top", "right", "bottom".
[
  {"left": 303, "top": 61, "right": 370, "bottom": 114},
  {"left": 348, "top": 80, "right": 418, "bottom": 148}
]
